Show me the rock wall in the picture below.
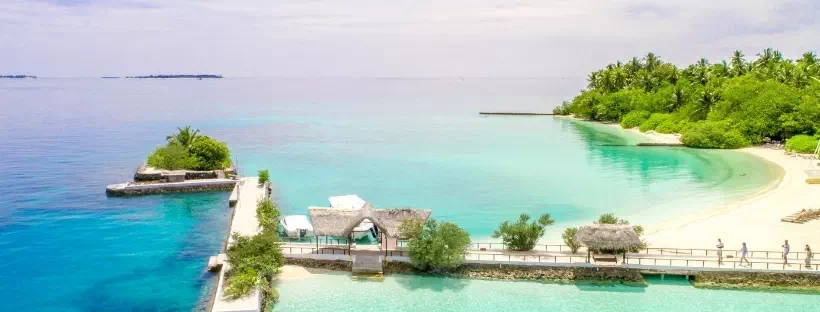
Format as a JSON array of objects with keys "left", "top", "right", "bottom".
[
  {"left": 133, "top": 164, "right": 219, "bottom": 181},
  {"left": 106, "top": 182, "right": 236, "bottom": 196},
  {"left": 384, "top": 262, "right": 645, "bottom": 285},
  {"left": 694, "top": 271, "right": 820, "bottom": 293},
  {"left": 285, "top": 258, "right": 352, "bottom": 271}
]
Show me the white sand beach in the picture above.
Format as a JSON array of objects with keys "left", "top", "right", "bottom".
[{"left": 619, "top": 130, "right": 820, "bottom": 252}]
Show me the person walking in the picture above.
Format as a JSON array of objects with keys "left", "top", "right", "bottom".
[
  {"left": 738, "top": 242, "right": 750, "bottom": 266},
  {"left": 716, "top": 239, "right": 725, "bottom": 265},
  {"left": 805, "top": 245, "right": 813, "bottom": 269},
  {"left": 782, "top": 240, "right": 790, "bottom": 265}
]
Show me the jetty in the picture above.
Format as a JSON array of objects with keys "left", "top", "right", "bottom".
[
  {"left": 106, "top": 164, "right": 238, "bottom": 196},
  {"left": 479, "top": 112, "right": 554, "bottom": 116},
  {"left": 211, "top": 177, "right": 269, "bottom": 312}
]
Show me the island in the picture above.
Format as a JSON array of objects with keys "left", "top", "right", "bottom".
[
  {"left": 101, "top": 76, "right": 120, "bottom": 79},
  {"left": 0, "top": 75, "right": 37, "bottom": 79},
  {"left": 125, "top": 74, "right": 223, "bottom": 79},
  {"left": 105, "top": 126, "right": 237, "bottom": 196}
]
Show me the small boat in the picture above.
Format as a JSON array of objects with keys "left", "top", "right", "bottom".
[
  {"left": 280, "top": 215, "right": 314, "bottom": 239},
  {"left": 329, "top": 195, "right": 375, "bottom": 240}
]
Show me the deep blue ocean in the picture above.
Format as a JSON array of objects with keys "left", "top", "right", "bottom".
[{"left": 0, "top": 78, "right": 788, "bottom": 311}]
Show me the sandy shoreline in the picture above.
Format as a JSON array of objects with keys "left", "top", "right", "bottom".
[{"left": 591, "top": 119, "right": 820, "bottom": 251}]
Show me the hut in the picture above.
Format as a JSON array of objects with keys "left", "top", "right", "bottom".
[
  {"left": 308, "top": 203, "right": 431, "bottom": 255},
  {"left": 575, "top": 224, "right": 643, "bottom": 263}
]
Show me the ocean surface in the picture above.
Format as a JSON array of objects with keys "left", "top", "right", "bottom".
[{"left": 0, "top": 78, "right": 796, "bottom": 311}]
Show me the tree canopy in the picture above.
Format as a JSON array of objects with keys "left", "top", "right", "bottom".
[
  {"left": 554, "top": 49, "right": 820, "bottom": 149},
  {"left": 491, "top": 213, "right": 554, "bottom": 251},
  {"left": 404, "top": 219, "right": 471, "bottom": 272},
  {"left": 147, "top": 127, "right": 232, "bottom": 170}
]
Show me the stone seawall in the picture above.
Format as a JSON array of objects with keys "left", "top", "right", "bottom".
[
  {"left": 384, "top": 261, "right": 645, "bottom": 285},
  {"left": 285, "top": 258, "right": 352, "bottom": 271},
  {"left": 106, "top": 181, "right": 236, "bottom": 196},
  {"left": 693, "top": 271, "right": 820, "bottom": 293}
]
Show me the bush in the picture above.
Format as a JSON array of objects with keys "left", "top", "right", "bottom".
[
  {"left": 681, "top": 120, "right": 749, "bottom": 149},
  {"left": 398, "top": 218, "right": 424, "bottom": 240},
  {"left": 224, "top": 231, "right": 284, "bottom": 310},
  {"left": 188, "top": 136, "right": 232, "bottom": 170},
  {"left": 620, "top": 110, "right": 651, "bottom": 129},
  {"left": 562, "top": 227, "right": 582, "bottom": 253},
  {"left": 146, "top": 144, "right": 198, "bottom": 170},
  {"left": 256, "top": 198, "right": 279, "bottom": 233},
  {"left": 654, "top": 118, "right": 683, "bottom": 134},
  {"left": 406, "top": 219, "right": 471, "bottom": 272},
  {"left": 258, "top": 169, "right": 270, "bottom": 185},
  {"left": 639, "top": 113, "right": 672, "bottom": 132},
  {"left": 491, "top": 213, "right": 554, "bottom": 251},
  {"left": 785, "top": 135, "right": 819, "bottom": 153}
]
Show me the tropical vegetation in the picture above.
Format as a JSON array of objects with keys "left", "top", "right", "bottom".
[
  {"left": 258, "top": 169, "right": 270, "bottom": 185},
  {"left": 785, "top": 134, "right": 819, "bottom": 153},
  {"left": 491, "top": 213, "right": 555, "bottom": 251},
  {"left": 223, "top": 193, "right": 284, "bottom": 310},
  {"left": 554, "top": 49, "right": 820, "bottom": 149},
  {"left": 147, "top": 126, "right": 232, "bottom": 170},
  {"left": 401, "top": 219, "right": 471, "bottom": 272},
  {"left": 561, "top": 227, "right": 582, "bottom": 253}
]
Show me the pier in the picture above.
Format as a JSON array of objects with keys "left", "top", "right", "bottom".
[
  {"left": 210, "top": 177, "right": 268, "bottom": 312},
  {"left": 105, "top": 179, "right": 237, "bottom": 196}
]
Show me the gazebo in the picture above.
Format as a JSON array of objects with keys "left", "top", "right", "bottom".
[
  {"left": 575, "top": 224, "right": 643, "bottom": 264},
  {"left": 308, "top": 203, "right": 431, "bottom": 255}
]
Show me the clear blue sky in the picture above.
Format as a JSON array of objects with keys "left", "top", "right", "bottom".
[{"left": 1, "top": 0, "right": 818, "bottom": 77}]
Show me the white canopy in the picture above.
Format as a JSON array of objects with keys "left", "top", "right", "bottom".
[
  {"left": 281, "top": 215, "right": 313, "bottom": 231},
  {"left": 328, "top": 195, "right": 367, "bottom": 209}
]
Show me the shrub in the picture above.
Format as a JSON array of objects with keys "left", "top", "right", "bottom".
[
  {"left": 406, "top": 219, "right": 471, "bottom": 272},
  {"left": 785, "top": 135, "right": 819, "bottom": 153},
  {"left": 655, "top": 118, "right": 684, "bottom": 134},
  {"left": 620, "top": 110, "right": 651, "bottom": 129},
  {"left": 188, "top": 136, "right": 232, "bottom": 170},
  {"left": 224, "top": 231, "right": 284, "bottom": 310},
  {"left": 491, "top": 213, "right": 554, "bottom": 251},
  {"left": 639, "top": 113, "right": 672, "bottom": 132},
  {"left": 681, "top": 120, "right": 749, "bottom": 149},
  {"left": 146, "top": 144, "right": 198, "bottom": 170},
  {"left": 258, "top": 169, "right": 270, "bottom": 185},
  {"left": 398, "top": 218, "right": 425, "bottom": 240},
  {"left": 562, "top": 227, "right": 582, "bottom": 253},
  {"left": 256, "top": 198, "right": 279, "bottom": 233}
]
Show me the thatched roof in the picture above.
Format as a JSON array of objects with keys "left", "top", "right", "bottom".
[
  {"left": 575, "top": 224, "right": 642, "bottom": 251},
  {"left": 308, "top": 203, "right": 431, "bottom": 238}
]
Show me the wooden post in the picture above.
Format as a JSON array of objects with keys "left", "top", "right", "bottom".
[{"left": 587, "top": 250, "right": 591, "bottom": 263}]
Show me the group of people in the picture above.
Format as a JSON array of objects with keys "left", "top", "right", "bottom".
[{"left": 715, "top": 239, "right": 814, "bottom": 268}]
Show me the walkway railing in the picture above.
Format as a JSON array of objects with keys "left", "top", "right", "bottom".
[{"left": 625, "top": 257, "right": 820, "bottom": 272}]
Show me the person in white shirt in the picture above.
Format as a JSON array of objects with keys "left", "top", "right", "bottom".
[
  {"left": 716, "top": 239, "right": 725, "bottom": 265},
  {"left": 782, "top": 240, "right": 790, "bottom": 264}
]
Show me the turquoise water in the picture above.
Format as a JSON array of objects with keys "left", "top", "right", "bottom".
[
  {"left": 0, "top": 78, "right": 792, "bottom": 310},
  {"left": 274, "top": 274, "right": 819, "bottom": 311}
]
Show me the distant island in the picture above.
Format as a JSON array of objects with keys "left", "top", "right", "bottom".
[
  {"left": 101, "top": 76, "right": 120, "bottom": 79},
  {"left": 1, "top": 75, "right": 37, "bottom": 79},
  {"left": 125, "top": 74, "right": 223, "bottom": 79}
]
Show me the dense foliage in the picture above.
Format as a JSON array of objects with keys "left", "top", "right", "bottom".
[
  {"left": 404, "top": 219, "right": 471, "bottom": 272},
  {"left": 146, "top": 127, "right": 232, "bottom": 170},
  {"left": 491, "top": 213, "right": 555, "bottom": 251},
  {"left": 785, "top": 135, "right": 820, "bottom": 153},
  {"left": 562, "top": 227, "right": 582, "bottom": 253},
  {"left": 258, "top": 169, "right": 270, "bottom": 185},
  {"left": 224, "top": 191, "right": 283, "bottom": 310},
  {"left": 556, "top": 49, "right": 820, "bottom": 148}
]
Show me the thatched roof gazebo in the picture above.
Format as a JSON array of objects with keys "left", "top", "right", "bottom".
[
  {"left": 308, "top": 203, "right": 432, "bottom": 255},
  {"left": 575, "top": 224, "right": 643, "bottom": 263}
]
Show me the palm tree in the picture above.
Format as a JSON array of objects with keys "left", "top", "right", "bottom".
[
  {"left": 730, "top": 50, "right": 747, "bottom": 76},
  {"left": 645, "top": 52, "right": 661, "bottom": 72},
  {"left": 166, "top": 126, "right": 200, "bottom": 148}
]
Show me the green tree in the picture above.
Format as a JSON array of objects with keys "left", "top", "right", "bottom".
[
  {"left": 258, "top": 169, "right": 270, "bottom": 185},
  {"left": 223, "top": 231, "right": 284, "bottom": 311},
  {"left": 406, "top": 219, "right": 471, "bottom": 272},
  {"left": 188, "top": 136, "right": 232, "bottom": 170},
  {"left": 562, "top": 227, "right": 582, "bottom": 253},
  {"left": 146, "top": 144, "right": 198, "bottom": 170},
  {"left": 256, "top": 198, "right": 279, "bottom": 233},
  {"left": 398, "top": 218, "right": 425, "bottom": 240},
  {"left": 491, "top": 213, "right": 555, "bottom": 251},
  {"left": 165, "top": 126, "right": 200, "bottom": 148}
]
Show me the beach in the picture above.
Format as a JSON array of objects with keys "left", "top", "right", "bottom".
[{"left": 611, "top": 125, "right": 820, "bottom": 252}]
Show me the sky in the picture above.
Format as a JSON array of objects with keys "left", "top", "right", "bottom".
[{"left": 0, "top": 0, "right": 818, "bottom": 77}]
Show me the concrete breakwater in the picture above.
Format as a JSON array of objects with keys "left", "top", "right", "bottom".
[{"left": 105, "top": 179, "right": 237, "bottom": 196}]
